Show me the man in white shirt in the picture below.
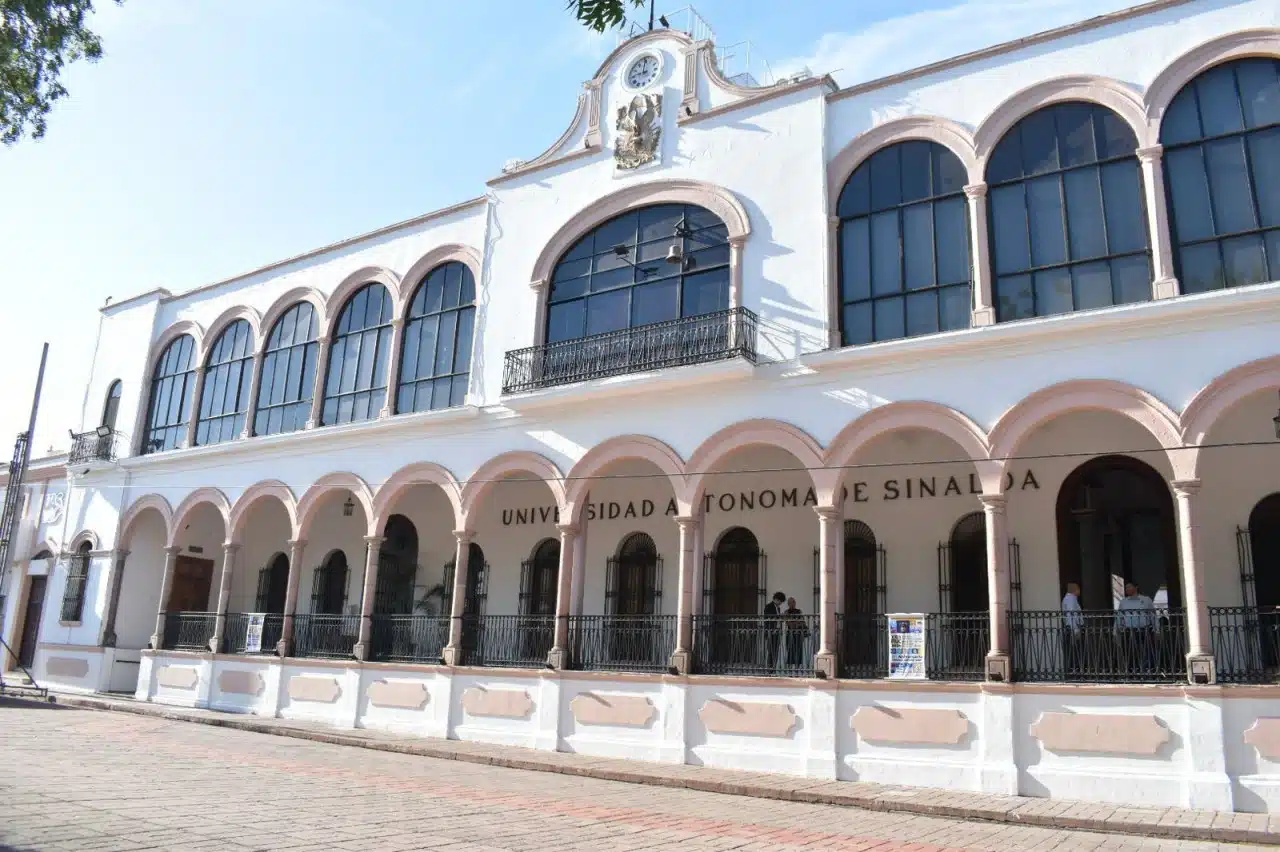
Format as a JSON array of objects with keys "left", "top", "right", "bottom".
[
  {"left": 1061, "top": 582, "right": 1084, "bottom": 676},
  {"left": 1117, "top": 582, "right": 1156, "bottom": 629},
  {"left": 1117, "top": 581, "right": 1157, "bottom": 672},
  {"left": 1061, "top": 582, "right": 1083, "bottom": 631}
]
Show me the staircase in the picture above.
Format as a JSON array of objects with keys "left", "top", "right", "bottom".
[{"left": 0, "top": 638, "right": 51, "bottom": 702}]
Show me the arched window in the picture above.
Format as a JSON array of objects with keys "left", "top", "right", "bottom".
[
  {"left": 843, "top": 520, "right": 882, "bottom": 615},
  {"left": 255, "top": 302, "right": 319, "bottom": 437},
  {"left": 195, "top": 319, "right": 254, "bottom": 446},
  {"left": 101, "top": 380, "right": 122, "bottom": 430},
  {"left": 987, "top": 102, "right": 1151, "bottom": 321},
  {"left": 608, "top": 532, "right": 661, "bottom": 616},
  {"left": 321, "top": 283, "right": 394, "bottom": 426},
  {"left": 944, "top": 512, "right": 988, "bottom": 613},
  {"left": 60, "top": 541, "right": 92, "bottom": 622},
  {"left": 521, "top": 539, "right": 560, "bottom": 616},
  {"left": 311, "top": 550, "right": 349, "bottom": 615},
  {"left": 547, "top": 203, "right": 730, "bottom": 343},
  {"left": 837, "top": 141, "right": 972, "bottom": 344},
  {"left": 1160, "top": 58, "right": 1280, "bottom": 293},
  {"left": 396, "top": 262, "right": 475, "bottom": 413},
  {"left": 710, "top": 526, "right": 763, "bottom": 616},
  {"left": 142, "top": 334, "right": 196, "bottom": 454}
]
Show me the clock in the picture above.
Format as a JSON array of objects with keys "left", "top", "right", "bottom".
[{"left": 625, "top": 54, "right": 661, "bottom": 90}]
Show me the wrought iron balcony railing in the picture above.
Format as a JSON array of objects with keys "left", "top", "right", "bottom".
[
  {"left": 370, "top": 615, "right": 450, "bottom": 664},
  {"left": 292, "top": 614, "right": 360, "bottom": 659},
  {"left": 569, "top": 615, "right": 676, "bottom": 673},
  {"left": 502, "top": 307, "right": 758, "bottom": 395},
  {"left": 692, "top": 614, "right": 817, "bottom": 677},
  {"left": 837, "top": 613, "right": 888, "bottom": 679},
  {"left": 1010, "top": 609, "right": 1188, "bottom": 683},
  {"left": 160, "top": 612, "right": 216, "bottom": 651},
  {"left": 459, "top": 615, "right": 554, "bottom": 668},
  {"left": 925, "top": 612, "right": 990, "bottom": 681},
  {"left": 222, "top": 613, "right": 284, "bottom": 655},
  {"left": 1209, "top": 606, "right": 1280, "bottom": 684},
  {"left": 69, "top": 428, "right": 121, "bottom": 464}
]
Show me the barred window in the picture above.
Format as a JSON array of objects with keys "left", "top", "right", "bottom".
[
  {"left": 143, "top": 334, "right": 196, "bottom": 454},
  {"left": 321, "top": 284, "right": 394, "bottom": 426},
  {"left": 101, "top": 380, "right": 122, "bottom": 430},
  {"left": 397, "top": 262, "right": 475, "bottom": 413},
  {"left": 195, "top": 319, "right": 254, "bottom": 446},
  {"left": 60, "top": 542, "right": 92, "bottom": 622},
  {"left": 255, "top": 302, "right": 319, "bottom": 436},
  {"left": 1161, "top": 57, "right": 1280, "bottom": 293},
  {"left": 988, "top": 102, "right": 1152, "bottom": 320}
]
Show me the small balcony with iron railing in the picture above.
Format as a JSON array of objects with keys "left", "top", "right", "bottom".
[
  {"left": 458, "top": 615, "right": 554, "bottom": 668},
  {"left": 1010, "top": 609, "right": 1189, "bottom": 683},
  {"left": 370, "top": 615, "right": 451, "bottom": 664},
  {"left": 1209, "top": 606, "right": 1280, "bottom": 684},
  {"left": 292, "top": 614, "right": 360, "bottom": 660},
  {"left": 691, "top": 614, "right": 818, "bottom": 677},
  {"left": 568, "top": 615, "right": 677, "bottom": 673},
  {"left": 160, "top": 612, "right": 216, "bottom": 652},
  {"left": 502, "top": 307, "right": 758, "bottom": 395},
  {"left": 68, "top": 427, "right": 121, "bottom": 464}
]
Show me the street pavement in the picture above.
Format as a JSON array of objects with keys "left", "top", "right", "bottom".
[{"left": 0, "top": 698, "right": 1265, "bottom": 851}]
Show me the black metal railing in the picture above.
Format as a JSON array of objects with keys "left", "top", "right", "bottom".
[
  {"left": 692, "top": 614, "right": 817, "bottom": 677},
  {"left": 291, "top": 614, "right": 360, "bottom": 659},
  {"left": 222, "top": 613, "right": 284, "bottom": 655},
  {"left": 459, "top": 615, "right": 554, "bottom": 668},
  {"left": 370, "top": 615, "right": 450, "bottom": 664},
  {"left": 69, "top": 429, "right": 121, "bottom": 464},
  {"left": 160, "top": 612, "right": 217, "bottom": 651},
  {"left": 1209, "top": 606, "right": 1280, "bottom": 684},
  {"left": 60, "top": 563, "right": 89, "bottom": 623},
  {"left": 502, "top": 307, "right": 759, "bottom": 394},
  {"left": 1010, "top": 609, "right": 1188, "bottom": 683},
  {"left": 837, "top": 613, "right": 888, "bottom": 679},
  {"left": 925, "top": 613, "right": 990, "bottom": 681},
  {"left": 569, "top": 615, "right": 676, "bottom": 673}
]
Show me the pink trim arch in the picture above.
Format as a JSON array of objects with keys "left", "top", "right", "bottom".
[
  {"left": 228, "top": 480, "right": 299, "bottom": 544},
  {"left": 296, "top": 472, "right": 377, "bottom": 538},
  {"left": 827, "top": 116, "right": 982, "bottom": 207},
  {"left": 987, "top": 379, "right": 1191, "bottom": 486},
  {"left": 563, "top": 435, "right": 691, "bottom": 523},
  {"left": 259, "top": 287, "right": 328, "bottom": 353},
  {"left": 1180, "top": 355, "right": 1280, "bottom": 477},
  {"left": 202, "top": 305, "right": 262, "bottom": 357},
  {"left": 1144, "top": 29, "right": 1280, "bottom": 135},
  {"left": 324, "top": 266, "right": 402, "bottom": 338},
  {"left": 397, "top": 245, "right": 484, "bottom": 319},
  {"left": 459, "top": 451, "right": 567, "bottom": 529},
  {"left": 373, "top": 461, "right": 465, "bottom": 532},
  {"left": 169, "top": 487, "right": 232, "bottom": 546},
  {"left": 685, "top": 418, "right": 835, "bottom": 509},
  {"left": 118, "top": 494, "right": 174, "bottom": 548}
]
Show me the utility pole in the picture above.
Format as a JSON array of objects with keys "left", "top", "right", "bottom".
[{"left": 0, "top": 343, "right": 49, "bottom": 633}]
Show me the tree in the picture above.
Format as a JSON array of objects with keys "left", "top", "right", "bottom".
[
  {"left": 1, "top": 0, "right": 119, "bottom": 144},
  {"left": 566, "top": 0, "right": 646, "bottom": 34}
]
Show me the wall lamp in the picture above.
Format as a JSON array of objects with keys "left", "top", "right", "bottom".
[{"left": 342, "top": 494, "right": 355, "bottom": 517}]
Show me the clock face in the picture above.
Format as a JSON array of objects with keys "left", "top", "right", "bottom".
[{"left": 626, "top": 55, "right": 660, "bottom": 89}]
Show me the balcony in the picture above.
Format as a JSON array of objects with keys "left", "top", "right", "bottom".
[
  {"left": 1209, "top": 606, "right": 1280, "bottom": 684},
  {"left": 1010, "top": 609, "right": 1189, "bottom": 683},
  {"left": 160, "top": 612, "right": 216, "bottom": 651},
  {"left": 502, "top": 307, "right": 758, "bottom": 395},
  {"left": 568, "top": 615, "right": 676, "bottom": 674},
  {"left": 292, "top": 614, "right": 360, "bottom": 659},
  {"left": 691, "top": 614, "right": 818, "bottom": 677},
  {"left": 69, "top": 428, "right": 121, "bottom": 464},
  {"left": 458, "top": 615, "right": 553, "bottom": 668},
  {"left": 370, "top": 615, "right": 450, "bottom": 664},
  {"left": 222, "top": 613, "right": 284, "bottom": 655}
]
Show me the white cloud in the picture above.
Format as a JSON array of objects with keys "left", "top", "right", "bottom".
[{"left": 774, "top": 0, "right": 1136, "bottom": 87}]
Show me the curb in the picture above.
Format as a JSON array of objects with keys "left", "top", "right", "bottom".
[{"left": 47, "top": 694, "right": 1275, "bottom": 847}]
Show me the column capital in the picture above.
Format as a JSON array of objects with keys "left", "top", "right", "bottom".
[
  {"left": 288, "top": 538, "right": 307, "bottom": 549},
  {"left": 673, "top": 514, "right": 700, "bottom": 529},
  {"left": 963, "top": 182, "right": 988, "bottom": 200},
  {"left": 363, "top": 534, "right": 385, "bottom": 546},
  {"left": 528, "top": 278, "right": 548, "bottom": 293},
  {"left": 978, "top": 494, "right": 1007, "bottom": 512},
  {"left": 1136, "top": 144, "right": 1164, "bottom": 163},
  {"left": 728, "top": 235, "right": 747, "bottom": 249},
  {"left": 163, "top": 545, "right": 183, "bottom": 556},
  {"left": 221, "top": 542, "right": 241, "bottom": 554},
  {"left": 1172, "top": 478, "right": 1202, "bottom": 497},
  {"left": 556, "top": 522, "right": 579, "bottom": 537},
  {"left": 453, "top": 529, "right": 474, "bottom": 544},
  {"left": 814, "top": 505, "right": 841, "bottom": 521}
]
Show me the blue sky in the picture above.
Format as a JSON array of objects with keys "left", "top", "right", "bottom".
[{"left": 0, "top": 0, "right": 1134, "bottom": 456}]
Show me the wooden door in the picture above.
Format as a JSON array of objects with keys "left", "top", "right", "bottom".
[
  {"left": 166, "top": 556, "right": 214, "bottom": 612},
  {"left": 17, "top": 576, "right": 47, "bottom": 668}
]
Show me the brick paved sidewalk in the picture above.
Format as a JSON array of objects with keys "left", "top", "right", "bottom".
[{"left": 47, "top": 692, "right": 1280, "bottom": 847}]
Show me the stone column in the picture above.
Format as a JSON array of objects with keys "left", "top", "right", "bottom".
[
  {"left": 209, "top": 542, "right": 239, "bottom": 653},
  {"left": 814, "top": 506, "right": 841, "bottom": 679},
  {"left": 149, "top": 545, "right": 182, "bottom": 650},
  {"left": 728, "top": 237, "right": 746, "bottom": 311},
  {"left": 306, "top": 335, "right": 332, "bottom": 429},
  {"left": 546, "top": 523, "right": 577, "bottom": 670},
  {"left": 442, "top": 530, "right": 472, "bottom": 666},
  {"left": 378, "top": 318, "right": 405, "bottom": 418},
  {"left": 1173, "top": 479, "right": 1216, "bottom": 683},
  {"left": 277, "top": 538, "right": 306, "bottom": 657},
  {"left": 98, "top": 549, "right": 129, "bottom": 647},
  {"left": 353, "top": 535, "right": 383, "bottom": 661},
  {"left": 964, "top": 183, "right": 995, "bottom": 327},
  {"left": 1138, "top": 145, "right": 1180, "bottom": 299},
  {"left": 980, "top": 495, "right": 1012, "bottom": 681},
  {"left": 529, "top": 280, "right": 549, "bottom": 347},
  {"left": 670, "top": 515, "right": 699, "bottom": 674}
]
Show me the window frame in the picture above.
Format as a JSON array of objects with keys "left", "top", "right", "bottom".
[
  {"left": 320, "top": 283, "right": 395, "bottom": 427},
  {"left": 254, "top": 301, "right": 320, "bottom": 437},
  {"left": 142, "top": 334, "right": 197, "bottom": 455},
  {"left": 194, "top": 319, "right": 255, "bottom": 447},
  {"left": 395, "top": 262, "right": 477, "bottom": 414},
  {"left": 60, "top": 542, "right": 92, "bottom": 623},
  {"left": 100, "top": 380, "right": 122, "bottom": 431}
]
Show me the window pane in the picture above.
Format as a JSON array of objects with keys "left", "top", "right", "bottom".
[
  {"left": 1057, "top": 103, "right": 1097, "bottom": 168},
  {"left": 442, "top": 264, "right": 462, "bottom": 309},
  {"left": 1034, "top": 268, "right": 1074, "bottom": 316},
  {"left": 1205, "top": 137, "right": 1258, "bottom": 234},
  {"left": 1196, "top": 64, "right": 1245, "bottom": 137},
  {"left": 401, "top": 321, "right": 421, "bottom": 382},
  {"left": 987, "top": 134, "right": 1022, "bottom": 184},
  {"left": 905, "top": 289, "right": 938, "bottom": 337},
  {"left": 1100, "top": 160, "right": 1149, "bottom": 254},
  {"left": 1248, "top": 127, "right": 1280, "bottom": 228},
  {"left": 1111, "top": 255, "right": 1153, "bottom": 305},
  {"left": 300, "top": 344, "right": 317, "bottom": 401},
  {"left": 873, "top": 296, "right": 905, "bottom": 341},
  {"left": 357, "top": 331, "right": 379, "bottom": 390},
  {"left": 548, "top": 301, "right": 585, "bottom": 343},
  {"left": 991, "top": 185, "right": 1031, "bottom": 274},
  {"left": 869, "top": 145, "right": 902, "bottom": 210},
  {"left": 1165, "top": 147, "right": 1215, "bottom": 242},
  {"left": 586, "top": 289, "right": 629, "bottom": 336},
  {"left": 842, "top": 302, "right": 872, "bottom": 346},
  {"left": 1222, "top": 233, "right": 1268, "bottom": 288},
  {"left": 1071, "top": 260, "right": 1113, "bottom": 311},
  {"left": 454, "top": 308, "right": 475, "bottom": 372},
  {"left": 1238, "top": 59, "right": 1280, "bottom": 129},
  {"left": 1027, "top": 175, "right": 1067, "bottom": 267},
  {"left": 683, "top": 242, "right": 730, "bottom": 272},
  {"left": 870, "top": 211, "right": 901, "bottom": 295},
  {"left": 1160, "top": 86, "right": 1202, "bottom": 146},
  {"left": 1267, "top": 230, "right": 1280, "bottom": 281},
  {"left": 934, "top": 147, "right": 966, "bottom": 195},
  {"left": 939, "top": 284, "right": 972, "bottom": 331},
  {"left": 1064, "top": 168, "right": 1107, "bottom": 260},
  {"left": 681, "top": 268, "right": 729, "bottom": 316},
  {"left": 631, "top": 278, "right": 679, "bottom": 326},
  {"left": 638, "top": 205, "right": 683, "bottom": 241},
  {"left": 900, "top": 141, "right": 931, "bottom": 204},
  {"left": 1179, "top": 243, "right": 1224, "bottom": 294},
  {"left": 840, "top": 218, "right": 871, "bottom": 301},
  {"left": 903, "top": 203, "right": 935, "bottom": 290},
  {"left": 450, "top": 374, "right": 469, "bottom": 408},
  {"left": 1020, "top": 109, "right": 1060, "bottom": 176},
  {"left": 550, "top": 268, "right": 588, "bottom": 301},
  {"left": 414, "top": 316, "right": 439, "bottom": 377},
  {"left": 996, "top": 275, "right": 1034, "bottom": 321},
  {"left": 593, "top": 212, "right": 638, "bottom": 253},
  {"left": 589, "top": 265, "right": 632, "bottom": 292},
  {"left": 934, "top": 197, "right": 969, "bottom": 285},
  {"left": 434, "top": 311, "right": 458, "bottom": 375},
  {"left": 1095, "top": 108, "right": 1137, "bottom": 159},
  {"left": 838, "top": 165, "right": 871, "bottom": 218}
]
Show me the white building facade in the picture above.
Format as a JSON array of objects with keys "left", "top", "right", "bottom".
[{"left": 6, "top": 0, "right": 1280, "bottom": 813}]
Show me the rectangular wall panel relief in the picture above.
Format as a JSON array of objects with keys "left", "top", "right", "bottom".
[
  {"left": 699, "top": 698, "right": 798, "bottom": 738},
  {"left": 287, "top": 675, "right": 342, "bottom": 704},
  {"left": 1029, "top": 711, "right": 1170, "bottom": 755},
  {"left": 851, "top": 706, "right": 970, "bottom": 745},
  {"left": 45, "top": 656, "right": 90, "bottom": 679},
  {"left": 569, "top": 692, "right": 657, "bottom": 728},
  {"left": 461, "top": 687, "right": 534, "bottom": 719},
  {"left": 217, "top": 669, "right": 265, "bottom": 697},
  {"left": 155, "top": 665, "right": 200, "bottom": 690},
  {"left": 367, "top": 679, "right": 430, "bottom": 711}
]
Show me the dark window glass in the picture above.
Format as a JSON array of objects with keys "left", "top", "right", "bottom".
[
  {"left": 397, "top": 262, "right": 476, "bottom": 414},
  {"left": 143, "top": 334, "right": 196, "bottom": 454},
  {"left": 546, "top": 203, "right": 731, "bottom": 343},
  {"left": 1161, "top": 58, "right": 1280, "bottom": 292},
  {"left": 321, "top": 283, "right": 393, "bottom": 426},
  {"left": 101, "top": 380, "right": 122, "bottom": 431},
  {"left": 255, "top": 302, "right": 319, "bottom": 436},
  {"left": 987, "top": 102, "right": 1150, "bottom": 321},
  {"left": 194, "top": 319, "right": 254, "bottom": 447},
  {"left": 837, "top": 141, "right": 972, "bottom": 346}
]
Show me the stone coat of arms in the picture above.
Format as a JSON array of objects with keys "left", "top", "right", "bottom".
[{"left": 614, "top": 93, "right": 662, "bottom": 170}]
